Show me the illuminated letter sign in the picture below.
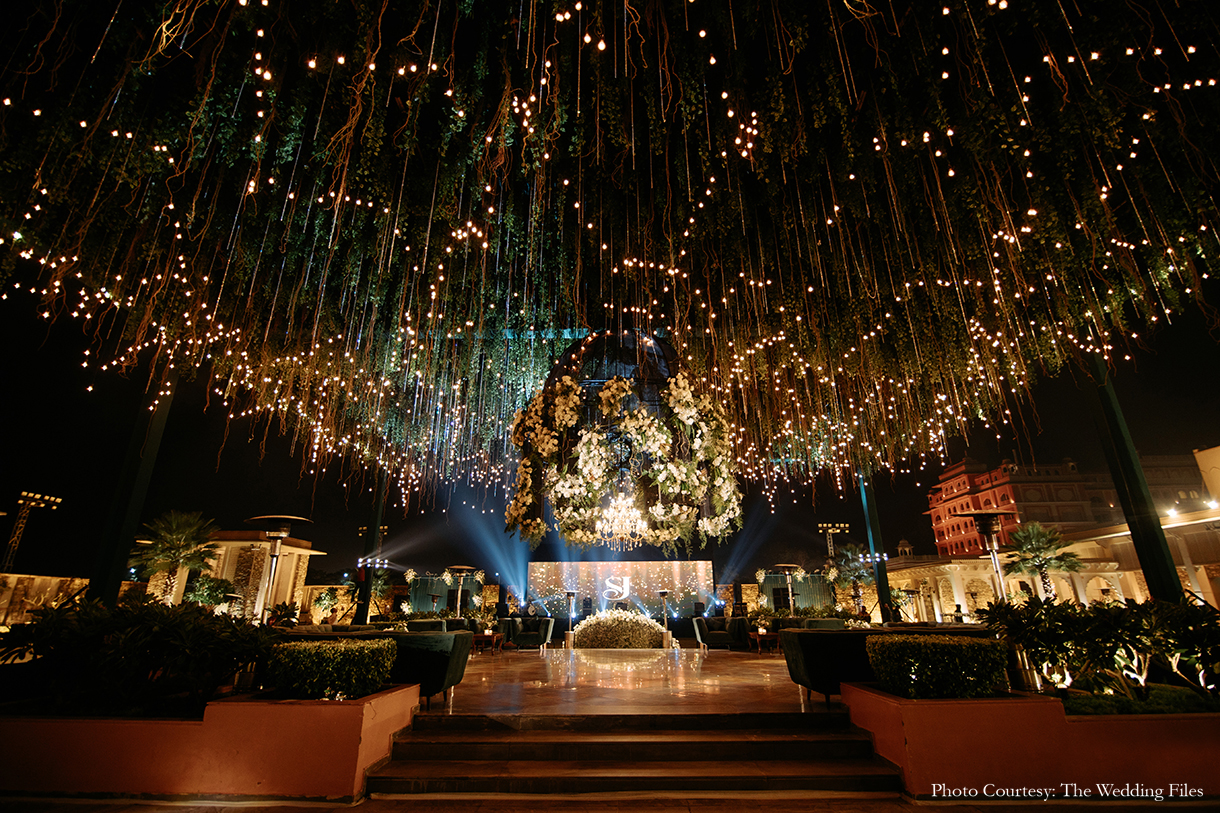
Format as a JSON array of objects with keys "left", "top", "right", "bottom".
[{"left": 602, "top": 576, "right": 632, "bottom": 601}]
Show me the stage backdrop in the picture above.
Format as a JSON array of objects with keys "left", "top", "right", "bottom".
[{"left": 527, "top": 561, "right": 715, "bottom": 617}]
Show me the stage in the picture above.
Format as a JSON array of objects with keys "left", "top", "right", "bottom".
[{"left": 422, "top": 646, "right": 832, "bottom": 717}]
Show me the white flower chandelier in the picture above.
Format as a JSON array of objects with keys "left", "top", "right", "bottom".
[
  {"left": 505, "top": 333, "right": 743, "bottom": 555},
  {"left": 596, "top": 495, "right": 650, "bottom": 553}
]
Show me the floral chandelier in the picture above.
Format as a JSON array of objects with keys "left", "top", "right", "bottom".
[{"left": 506, "top": 331, "right": 742, "bottom": 554}]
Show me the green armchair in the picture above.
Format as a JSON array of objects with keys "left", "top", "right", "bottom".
[
  {"left": 692, "top": 616, "right": 750, "bottom": 651},
  {"left": 498, "top": 616, "right": 555, "bottom": 649},
  {"left": 377, "top": 630, "right": 473, "bottom": 709}
]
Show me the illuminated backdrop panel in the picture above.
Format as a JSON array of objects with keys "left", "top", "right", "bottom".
[{"left": 528, "top": 561, "right": 715, "bottom": 616}]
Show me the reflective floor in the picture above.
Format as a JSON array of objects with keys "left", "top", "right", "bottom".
[{"left": 436, "top": 645, "right": 825, "bottom": 715}]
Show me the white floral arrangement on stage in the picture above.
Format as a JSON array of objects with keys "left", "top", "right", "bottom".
[
  {"left": 506, "top": 369, "right": 743, "bottom": 554},
  {"left": 572, "top": 609, "right": 666, "bottom": 649}
]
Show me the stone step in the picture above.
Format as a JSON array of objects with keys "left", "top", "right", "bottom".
[
  {"left": 410, "top": 711, "right": 849, "bottom": 731},
  {"left": 366, "top": 758, "right": 902, "bottom": 796},
  {"left": 393, "top": 728, "right": 875, "bottom": 762}
]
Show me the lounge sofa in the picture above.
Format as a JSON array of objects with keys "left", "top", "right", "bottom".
[
  {"left": 273, "top": 627, "right": 473, "bottom": 708},
  {"left": 498, "top": 616, "right": 554, "bottom": 649},
  {"left": 779, "top": 626, "right": 997, "bottom": 705},
  {"left": 692, "top": 616, "right": 750, "bottom": 651}
]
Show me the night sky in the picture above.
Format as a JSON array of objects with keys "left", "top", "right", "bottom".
[{"left": 3, "top": 285, "right": 1219, "bottom": 587}]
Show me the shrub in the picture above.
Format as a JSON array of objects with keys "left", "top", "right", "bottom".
[
  {"left": 572, "top": 609, "right": 664, "bottom": 648},
  {"left": 268, "top": 638, "right": 395, "bottom": 699},
  {"left": 183, "top": 575, "right": 235, "bottom": 607},
  {"left": 868, "top": 634, "right": 1009, "bottom": 699},
  {"left": 1061, "top": 685, "right": 1220, "bottom": 716},
  {"left": 978, "top": 596, "right": 1220, "bottom": 701},
  {"left": 266, "top": 601, "right": 300, "bottom": 627},
  {"left": 0, "top": 596, "right": 273, "bottom": 716}
]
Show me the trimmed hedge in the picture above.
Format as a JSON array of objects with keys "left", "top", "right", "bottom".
[
  {"left": 268, "top": 638, "right": 395, "bottom": 699},
  {"left": 867, "top": 634, "right": 1009, "bottom": 699}
]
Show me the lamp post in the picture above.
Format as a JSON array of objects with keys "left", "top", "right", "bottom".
[
  {"left": 244, "top": 515, "right": 311, "bottom": 621},
  {"left": 566, "top": 590, "right": 576, "bottom": 633},
  {"left": 657, "top": 590, "right": 669, "bottom": 630},
  {"left": 957, "top": 510, "right": 1017, "bottom": 604}
]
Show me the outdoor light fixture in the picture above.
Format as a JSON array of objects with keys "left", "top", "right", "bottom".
[
  {"left": 657, "top": 590, "right": 670, "bottom": 630},
  {"left": 2, "top": 491, "right": 62, "bottom": 573},
  {"left": 817, "top": 522, "right": 850, "bottom": 557},
  {"left": 448, "top": 565, "right": 476, "bottom": 619},
  {"left": 566, "top": 590, "right": 577, "bottom": 634},
  {"left": 957, "top": 509, "right": 1017, "bottom": 604},
  {"left": 245, "top": 515, "right": 311, "bottom": 620},
  {"left": 773, "top": 564, "right": 800, "bottom": 614}
]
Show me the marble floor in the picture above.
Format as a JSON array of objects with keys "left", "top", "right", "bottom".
[{"left": 434, "top": 645, "right": 824, "bottom": 716}]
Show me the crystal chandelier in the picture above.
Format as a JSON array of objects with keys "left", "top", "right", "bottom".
[{"left": 595, "top": 494, "right": 648, "bottom": 553}]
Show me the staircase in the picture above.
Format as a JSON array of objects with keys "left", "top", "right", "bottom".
[{"left": 366, "top": 711, "right": 901, "bottom": 798}]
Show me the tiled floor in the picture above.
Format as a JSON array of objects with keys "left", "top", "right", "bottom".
[{"left": 433, "top": 645, "right": 825, "bottom": 715}]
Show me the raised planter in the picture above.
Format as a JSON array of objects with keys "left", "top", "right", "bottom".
[
  {"left": 0, "top": 683, "right": 419, "bottom": 802},
  {"left": 842, "top": 682, "right": 1220, "bottom": 801}
]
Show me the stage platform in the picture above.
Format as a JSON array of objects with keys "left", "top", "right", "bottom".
[{"left": 427, "top": 646, "right": 829, "bottom": 717}]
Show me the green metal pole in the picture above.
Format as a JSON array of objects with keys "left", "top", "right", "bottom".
[
  {"left": 857, "top": 469, "right": 895, "bottom": 622},
  {"left": 354, "top": 467, "right": 389, "bottom": 623},
  {"left": 92, "top": 371, "right": 178, "bottom": 606},
  {"left": 1087, "top": 354, "right": 1182, "bottom": 602}
]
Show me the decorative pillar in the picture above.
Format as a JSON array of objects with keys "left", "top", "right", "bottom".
[
  {"left": 1070, "top": 573, "right": 1089, "bottom": 605},
  {"left": 948, "top": 569, "right": 969, "bottom": 620},
  {"left": 232, "top": 545, "right": 268, "bottom": 620},
  {"left": 1169, "top": 534, "right": 1204, "bottom": 598},
  {"left": 928, "top": 577, "right": 944, "bottom": 622}
]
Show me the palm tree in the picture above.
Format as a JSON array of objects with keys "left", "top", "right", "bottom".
[
  {"left": 1001, "top": 522, "right": 1084, "bottom": 600},
  {"left": 129, "top": 510, "right": 220, "bottom": 603},
  {"left": 344, "top": 568, "right": 394, "bottom": 616},
  {"left": 828, "top": 542, "right": 876, "bottom": 616}
]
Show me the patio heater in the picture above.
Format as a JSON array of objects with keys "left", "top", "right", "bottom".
[
  {"left": 957, "top": 510, "right": 1018, "bottom": 604},
  {"left": 774, "top": 564, "right": 799, "bottom": 614},
  {"left": 428, "top": 593, "right": 441, "bottom": 611},
  {"left": 448, "top": 565, "right": 476, "bottom": 619},
  {"left": 245, "top": 515, "right": 311, "bottom": 621}
]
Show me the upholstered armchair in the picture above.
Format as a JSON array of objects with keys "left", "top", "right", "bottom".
[
  {"left": 692, "top": 616, "right": 750, "bottom": 651},
  {"left": 498, "top": 616, "right": 555, "bottom": 649}
]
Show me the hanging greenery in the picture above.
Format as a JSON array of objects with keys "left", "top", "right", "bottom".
[
  {"left": 506, "top": 370, "right": 742, "bottom": 553},
  {"left": 0, "top": 0, "right": 1217, "bottom": 512}
]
